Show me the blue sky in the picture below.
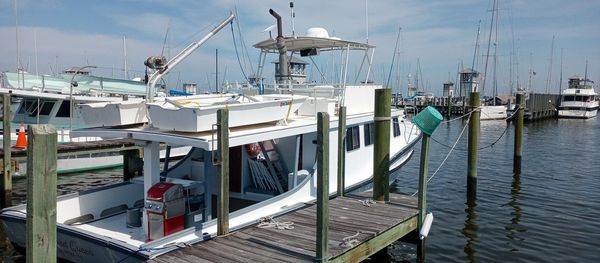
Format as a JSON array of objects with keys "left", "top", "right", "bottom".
[{"left": 1, "top": 0, "right": 599, "bottom": 96}]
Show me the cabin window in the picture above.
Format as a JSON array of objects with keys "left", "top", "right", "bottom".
[
  {"left": 364, "top": 123, "right": 374, "bottom": 146},
  {"left": 393, "top": 117, "right": 401, "bottom": 137},
  {"left": 39, "top": 101, "right": 55, "bottom": 116},
  {"left": 56, "top": 101, "right": 71, "bottom": 117},
  {"left": 346, "top": 126, "right": 360, "bottom": 151}
]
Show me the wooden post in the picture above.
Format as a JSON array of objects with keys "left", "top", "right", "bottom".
[
  {"left": 513, "top": 93, "right": 524, "bottom": 174},
  {"left": 217, "top": 108, "right": 229, "bottom": 236},
  {"left": 373, "top": 89, "right": 391, "bottom": 202},
  {"left": 336, "top": 106, "right": 346, "bottom": 196},
  {"left": 417, "top": 134, "right": 431, "bottom": 262},
  {"left": 467, "top": 92, "right": 480, "bottom": 201},
  {"left": 2, "top": 93, "right": 12, "bottom": 208},
  {"left": 447, "top": 95, "right": 452, "bottom": 118},
  {"left": 122, "top": 149, "right": 142, "bottom": 181},
  {"left": 26, "top": 125, "right": 57, "bottom": 263},
  {"left": 316, "top": 112, "right": 329, "bottom": 262}
]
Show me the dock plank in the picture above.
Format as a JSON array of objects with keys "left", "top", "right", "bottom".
[{"left": 150, "top": 193, "right": 418, "bottom": 263}]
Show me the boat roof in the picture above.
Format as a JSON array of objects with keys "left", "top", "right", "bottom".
[
  {"left": 254, "top": 36, "right": 374, "bottom": 52},
  {"left": 72, "top": 109, "right": 405, "bottom": 150},
  {"left": 0, "top": 87, "right": 123, "bottom": 102}
]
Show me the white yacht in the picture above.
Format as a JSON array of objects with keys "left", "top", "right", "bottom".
[{"left": 558, "top": 75, "right": 598, "bottom": 118}]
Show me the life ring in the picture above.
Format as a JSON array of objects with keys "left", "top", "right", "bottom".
[{"left": 245, "top": 143, "right": 262, "bottom": 157}]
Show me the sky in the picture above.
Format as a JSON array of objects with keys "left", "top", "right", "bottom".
[{"left": 0, "top": 0, "right": 599, "bottom": 97}]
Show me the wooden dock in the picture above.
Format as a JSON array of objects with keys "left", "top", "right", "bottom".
[
  {"left": 0, "top": 139, "right": 137, "bottom": 161},
  {"left": 148, "top": 192, "right": 418, "bottom": 263}
]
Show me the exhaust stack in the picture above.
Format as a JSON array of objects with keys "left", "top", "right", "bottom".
[{"left": 269, "top": 9, "right": 289, "bottom": 83}]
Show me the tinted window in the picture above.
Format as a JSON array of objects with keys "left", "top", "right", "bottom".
[
  {"left": 346, "top": 126, "right": 360, "bottom": 151},
  {"left": 39, "top": 101, "right": 55, "bottom": 116},
  {"left": 56, "top": 100, "right": 70, "bottom": 117},
  {"left": 364, "top": 123, "right": 374, "bottom": 146},
  {"left": 393, "top": 117, "right": 401, "bottom": 137}
]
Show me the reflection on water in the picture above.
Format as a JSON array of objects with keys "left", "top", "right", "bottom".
[
  {"left": 462, "top": 200, "right": 478, "bottom": 263},
  {"left": 505, "top": 173, "right": 525, "bottom": 251}
]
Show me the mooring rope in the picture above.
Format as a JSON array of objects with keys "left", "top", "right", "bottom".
[
  {"left": 339, "top": 231, "right": 361, "bottom": 248},
  {"left": 257, "top": 216, "right": 295, "bottom": 230},
  {"left": 358, "top": 199, "right": 376, "bottom": 207},
  {"left": 412, "top": 114, "right": 471, "bottom": 197}
]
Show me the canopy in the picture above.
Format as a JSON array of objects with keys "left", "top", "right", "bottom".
[{"left": 254, "top": 36, "right": 374, "bottom": 52}]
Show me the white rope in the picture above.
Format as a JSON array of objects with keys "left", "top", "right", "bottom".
[
  {"left": 412, "top": 114, "right": 471, "bottom": 196},
  {"left": 339, "top": 231, "right": 361, "bottom": 248},
  {"left": 257, "top": 216, "right": 294, "bottom": 230},
  {"left": 358, "top": 199, "right": 376, "bottom": 207}
]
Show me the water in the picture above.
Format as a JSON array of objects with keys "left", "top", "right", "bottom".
[
  {"left": 2, "top": 118, "right": 600, "bottom": 262},
  {"left": 391, "top": 117, "right": 600, "bottom": 262}
]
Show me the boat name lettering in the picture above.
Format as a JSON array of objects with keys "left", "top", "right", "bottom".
[{"left": 57, "top": 239, "right": 95, "bottom": 258}]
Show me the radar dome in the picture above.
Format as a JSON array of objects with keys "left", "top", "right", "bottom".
[{"left": 305, "top": 27, "right": 329, "bottom": 38}]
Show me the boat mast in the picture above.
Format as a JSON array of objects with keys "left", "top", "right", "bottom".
[
  {"left": 559, "top": 48, "right": 563, "bottom": 96},
  {"left": 481, "top": 0, "right": 498, "bottom": 94},
  {"left": 471, "top": 20, "right": 482, "bottom": 72},
  {"left": 545, "top": 35, "right": 555, "bottom": 94},
  {"left": 493, "top": 2, "right": 500, "bottom": 105}
]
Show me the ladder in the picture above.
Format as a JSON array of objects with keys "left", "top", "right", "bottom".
[{"left": 258, "top": 140, "right": 289, "bottom": 192}]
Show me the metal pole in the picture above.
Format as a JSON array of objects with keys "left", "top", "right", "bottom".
[
  {"left": 373, "top": 89, "right": 391, "bottom": 202},
  {"left": 316, "top": 112, "right": 329, "bottom": 262},
  {"left": 217, "top": 109, "right": 229, "bottom": 236},
  {"left": 337, "top": 106, "right": 346, "bottom": 196},
  {"left": 215, "top": 49, "right": 219, "bottom": 93},
  {"left": 467, "top": 92, "right": 480, "bottom": 201},
  {"left": 513, "top": 93, "right": 524, "bottom": 173}
]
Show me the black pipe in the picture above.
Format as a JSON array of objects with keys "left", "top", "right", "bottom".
[{"left": 269, "top": 9, "right": 283, "bottom": 38}]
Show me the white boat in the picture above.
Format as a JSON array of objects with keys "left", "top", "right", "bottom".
[
  {"left": 147, "top": 94, "right": 307, "bottom": 132},
  {"left": 558, "top": 75, "right": 598, "bottom": 118},
  {"left": 0, "top": 12, "right": 422, "bottom": 262},
  {"left": 480, "top": 105, "right": 508, "bottom": 120}
]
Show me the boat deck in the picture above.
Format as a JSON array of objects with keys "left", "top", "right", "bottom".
[{"left": 148, "top": 192, "right": 418, "bottom": 263}]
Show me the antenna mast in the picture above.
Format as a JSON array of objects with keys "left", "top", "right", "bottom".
[{"left": 290, "top": 2, "right": 296, "bottom": 37}]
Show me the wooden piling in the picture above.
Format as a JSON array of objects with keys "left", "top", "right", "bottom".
[
  {"left": 316, "top": 112, "right": 330, "bottom": 262},
  {"left": 26, "top": 125, "right": 57, "bottom": 263},
  {"left": 467, "top": 92, "right": 480, "bottom": 201},
  {"left": 513, "top": 93, "right": 524, "bottom": 173},
  {"left": 447, "top": 96, "right": 452, "bottom": 118},
  {"left": 2, "top": 93, "right": 12, "bottom": 208},
  {"left": 417, "top": 134, "right": 431, "bottom": 262},
  {"left": 217, "top": 108, "right": 229, "bottom": 236},
  {"left": 336, "top": 106, "right": 346, "bottom": 197},
  {"left": 373, "top": 89, "right": 391, "bottom": 202}
]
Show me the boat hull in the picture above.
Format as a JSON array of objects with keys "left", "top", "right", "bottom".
[
  {"left": 480, "top": 105, "right": 508, "bottom": 120},
  {"left": 558, "top": 108, "right": 598, "bottom": 118}
]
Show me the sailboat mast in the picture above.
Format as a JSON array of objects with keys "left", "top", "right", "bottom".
[
  {"left": 471, "top": 20, "right": 482, "bottom": 71},
  {"left": 559, "top": 48, "right": 563, "bottom": 95},
  {"left": 123, "top": 36, "right": 128, "bottom": 79},
  {"left": 545, "top": 35, "right": 555, "bottom": 94},
  {"left": 481, "top": 0, "right": 498, "bottom": 94}
]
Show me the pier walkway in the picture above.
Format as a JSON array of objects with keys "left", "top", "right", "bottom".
[{"left": 148, "top": 192, "right": 418, "bottom": 263}]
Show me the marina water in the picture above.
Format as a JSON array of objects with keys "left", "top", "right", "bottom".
[
  {"left": 2, "top": 118, "right": 600, "bottom": 262},
  {"left": 392, "top": 117, "right": 600, "bottom": 262}
]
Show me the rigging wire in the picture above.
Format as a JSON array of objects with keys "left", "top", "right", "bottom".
[{"left": 230, "top": 21, "right": 249, "bottom": 82}]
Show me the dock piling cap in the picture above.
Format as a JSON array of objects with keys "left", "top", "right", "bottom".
[{"left": 413, "top": 106, "right": 443, "bottom": 136}]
